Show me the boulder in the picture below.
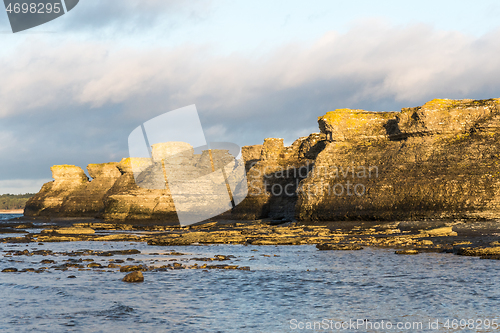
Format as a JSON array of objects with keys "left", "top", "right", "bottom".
[{"left": 122, "top": 271, "right": 144, "bottom": 283}]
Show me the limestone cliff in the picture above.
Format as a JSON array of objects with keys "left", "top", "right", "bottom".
[
  {"left": 25, "top": 143, "right": 245, "bottom": 223},
  {"left": 298, "top": 98, "right": 500, "bottom": 221},
  {"left": 25, "top": 98, "right": 500, "bottom": 223}
]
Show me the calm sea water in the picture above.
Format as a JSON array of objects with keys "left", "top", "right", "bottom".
[{"left": 1, "top": 214, "right": 500, "bottom": 332}]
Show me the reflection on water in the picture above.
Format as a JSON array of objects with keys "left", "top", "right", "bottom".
[{"left": 1, "top": 216, "right": 500, "bottom": 332}]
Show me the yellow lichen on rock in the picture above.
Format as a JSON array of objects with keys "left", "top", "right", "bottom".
[
  {"left": 318, "top": 109, "right": 397, "bottom": 141},
  {"left": 117, "top": 157, "right": 152, "bottom": 174},
  {"left": 50, "top": 165, "right": 89, "bottom": 182},
  {"left": 422, "top": 98, "right": 461, "bottom": 110}
]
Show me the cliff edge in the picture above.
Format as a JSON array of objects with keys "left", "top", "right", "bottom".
[{"left": 25, "top": 98, "right": 500, "bottom": 223}]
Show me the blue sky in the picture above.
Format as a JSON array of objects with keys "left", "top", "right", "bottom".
[{"left": 1, "top": 0, "right": 500, "bottom": 194}]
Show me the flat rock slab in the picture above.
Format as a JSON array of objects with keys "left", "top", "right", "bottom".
[
  {"left": 43, "top": 227, "right": 96, "bottom": 235},
  {"left": 395, "top": 249, "right": 419, "bottom": 255},
  {"left": 453, "top": 222, "right": 500, "bottom": 236},
  {"left": 316, "top": 243, "right": 363, "bottom": 251}
]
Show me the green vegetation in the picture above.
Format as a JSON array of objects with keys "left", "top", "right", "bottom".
[{"left": 0, "top": 193, "right": 34, "bottom": 210}]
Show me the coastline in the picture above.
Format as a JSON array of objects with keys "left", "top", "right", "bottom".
[
  {"left": 23, "top": 98, "right": 500, "bottom": 223},
  {"left": 1, "top": 217, "right": 499, "bottom": 260}
]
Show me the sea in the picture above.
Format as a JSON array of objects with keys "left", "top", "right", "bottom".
[{"left": 1, "top": 214, "right": 500, "bottom": 332}]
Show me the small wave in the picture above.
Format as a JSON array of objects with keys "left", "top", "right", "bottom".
[{"left": 75, "top": 303, "right": 135, "bottom": 320}]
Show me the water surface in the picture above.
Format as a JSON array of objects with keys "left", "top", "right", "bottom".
[{"left": 1, "top": 215, "right": 499, "bottom": 332}]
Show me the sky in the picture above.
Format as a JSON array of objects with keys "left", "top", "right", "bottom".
[{"left": 1, "top": 0, "right": 500, "bottom": 194}]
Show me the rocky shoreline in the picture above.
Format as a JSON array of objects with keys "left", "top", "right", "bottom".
[
  {"left": 23, "top": 98, "right": 500, "bottom": 223},
  {"left": 5, "top": 97, "right": 499, "bottom": 268},
  {"left": 2, "top": 216, "right": 499, "bottom": 281},
  {"left": 1, "top": 217, "right": 499, "bottom": 260}
]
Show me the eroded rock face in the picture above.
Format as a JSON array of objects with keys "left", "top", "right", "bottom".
[
  {"left": 24, "top": 165, "right": 93, "bottom": 217},
  {"left": 297, "top": 98, "right": 500, "bottom": 221},
  {"left": 318, "top": 109, "right": 398, "bottom": 141},
  {"left": 396, "top": 99, "right": 499, "bottom": 137},
  {"left": 241, "top": 145, "right": 262, "bottom": 171},
  {"left": 25, "top": 98, "right": 500, "bottom": 223},
  {"left": 232, "top": 135, "right": 322, "bottom": 220},
  {"left": 51, "top": 165, "right": 89, "bottom": 183},
  {"left": 25, "top": 143, "right": 246, "bottom": 223}
]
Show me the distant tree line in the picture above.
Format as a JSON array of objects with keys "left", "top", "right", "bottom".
[{"left": 0, "top": 193, "right": 35, "bottom": 210}]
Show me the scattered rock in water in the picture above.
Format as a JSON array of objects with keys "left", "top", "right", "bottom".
[
  {"left": 120, "top": 265, "right": 146, "bottom": 272},
  {"left": 32, "top": 250, "right": 53, "bottom": 256},
  {"left": 208, "top": 265, "right": 238, "bottom": 270},
  {"left": 97, "top": 249, "right": 140, "bottom": 256},
  {"left": 62, "top": 262, "right": 85, "bottom": 269},
  {"left": 316, "top": 244, "right": 363, "bottom": 251},
  {"left": 395, "top": 249, "right": 420, "bottom": 255},
  {"left": 20, "top": 268, "right": 36, "bottom": 272},
  {"left": 13, "top": 249, "right": 30, "bottom": 256},
  {"left": 87, "top": 263, "right": 103, "bottom": 268},
  {"left": 40, "top": 259, "right": 55, "bottom": 264},
  {"left": 167, "top": 251, "right": 185, "bottom": 256},
  {"left": 480, "top": 254, "right": 500, "bottom": 260},
  {"left": 191, "top": 255, "right": 233, "bottom": 262},
  {"left": 2, "top": 267, "right": 18, "bottom": 272},
  {"left": 122, "top": 271, "right": 144, "bottom": 283},
  {"left": 454, "top": 246, "right": 500, "bottom": 257}
]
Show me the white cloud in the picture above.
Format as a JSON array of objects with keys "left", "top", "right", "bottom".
[
  {"left": 2, "top": 22, "right": 500, "bottom": 121},
  {"left": 2, "top": 22, "right": 500, "bottom": 192}
]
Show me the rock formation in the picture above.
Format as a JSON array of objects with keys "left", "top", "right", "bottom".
[
  {"left": 25, "top": 98, "right": 500, "bottom": 223},
  {"left": 25, "top": 143, "right": 246, "bottom": 223},
  {"left": 298, "top": 98, "right": 500, "bottom": 221}
]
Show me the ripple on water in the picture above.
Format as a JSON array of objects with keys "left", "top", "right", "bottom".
[{"left": 0, "top": 242, "right": 500, "bottom": 332}]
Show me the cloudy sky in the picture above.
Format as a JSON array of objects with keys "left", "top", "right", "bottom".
[{"left": 1, "top": 0, "right": 500, "bottom": 194}]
